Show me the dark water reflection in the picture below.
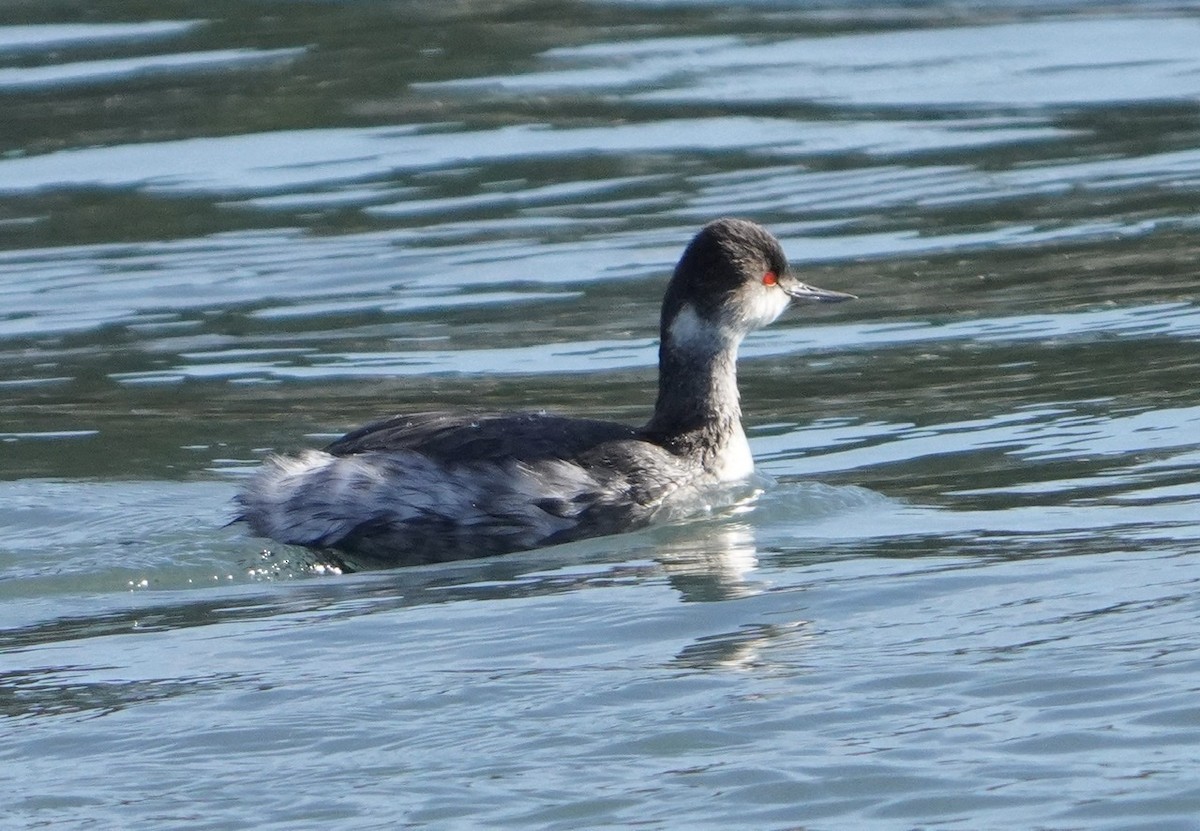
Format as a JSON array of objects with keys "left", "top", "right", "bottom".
[{"left": 2, "top": 1, "right": 1200, "bottom": 828}]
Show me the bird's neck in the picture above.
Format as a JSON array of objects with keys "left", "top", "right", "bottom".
[{"left": 644, "top": 305, "right": 746, "bottom": 467}]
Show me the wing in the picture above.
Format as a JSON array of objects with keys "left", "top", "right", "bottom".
[{"left": 323, "top": 411, "right": 641, "bottom": 464}]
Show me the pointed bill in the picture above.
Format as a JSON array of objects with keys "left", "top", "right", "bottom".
[{"left": 780, "top": 276, "right": 857, "bottom": 303}]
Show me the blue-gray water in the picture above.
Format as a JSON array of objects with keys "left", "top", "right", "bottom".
[{"left": 2, "top": 2, "right": 1200, "bottom": 829}]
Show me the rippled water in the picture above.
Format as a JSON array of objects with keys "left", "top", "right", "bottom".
[{"left": 3, "top": 2, "right": 1200, "bottom": 828}]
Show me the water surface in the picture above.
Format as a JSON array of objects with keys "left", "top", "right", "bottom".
[{"left": 2, "top": 2, "right": 1199, "bottom": 829}]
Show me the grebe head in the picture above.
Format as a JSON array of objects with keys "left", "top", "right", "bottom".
[{"left": 662, "top": 218, "right": 855, "bottom": 352}]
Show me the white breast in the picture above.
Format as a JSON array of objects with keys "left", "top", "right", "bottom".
[{"left": 713, "top": 426, "right": 755, "bottom": 482}]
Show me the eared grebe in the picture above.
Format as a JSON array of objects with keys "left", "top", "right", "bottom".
[{"left": 236, "top": 219, "right": 854, "bottom": 567}]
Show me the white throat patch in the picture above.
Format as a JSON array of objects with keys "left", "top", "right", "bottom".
[
  {"left": 668, "top": 289, "right": 791, "bottom": 351},
  {"left": 740, "top": 284, "right": 791, "bottom": 331}
]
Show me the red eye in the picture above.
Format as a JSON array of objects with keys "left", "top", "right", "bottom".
[{"left": 762, "top": 271, "right": 778, "bottom": 286}]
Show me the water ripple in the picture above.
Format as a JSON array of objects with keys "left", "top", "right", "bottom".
[
  {"left": 0, "top": 21, "right": 203, "bottom": 54},
  {"left": 441, "top": 17, "right": 1200, "bottom": 108},
  {"left": 0, "top": 48, "right": 305, "bottom": 93}
]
